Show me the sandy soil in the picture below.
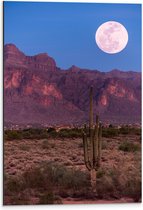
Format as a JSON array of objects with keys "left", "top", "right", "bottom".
[
  {"left": 4, "top": 135, "right": 140, "bottom": 177},
  {"left": 4, "top": 134, "right": 141, "bottom": 204},
  {"left": 62, "top": 197, "right": 134, "bottom": 204}
]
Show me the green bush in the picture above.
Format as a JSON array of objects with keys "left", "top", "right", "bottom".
[
  {"left": 39, "top": 192, "right": 62, "bottom": 204},
  {"left": 47, "top": 127, "right": 56, "bottom": 133},
  {"left": 119, "top": 127, "right": 130, "bottom": 135},
  {"left": 96, "top": 165, "right": 141, "bottom": 201},
  {"left": 42, "top": 162, "right": 90, "bottom": 191},
  {"left": 96, "top": 168, "right": 106, "bottom": 178},
  {"left": 5, "top": 177, "right": 25, "bottom": 193},
  {"left": 123, "top": 179, "right": 141, "bottom": 202},
  {"left": 23, "top": 128, "right": 48, "bottom": 139},
  {"left": 22, "top": 167, "right": 47, "bottom": 189},
  {"left": 5, "top": 162, "right": 90, "bottom": 199},
  {"left": 58, "top": 128, "right": 82, "bottom": 138},
  {"left": 5, "top": 130, "right": 22, "bottom": 140},
  {"left": 118, "top": 141, "right": 140, "bottom": 152},
  {"left": 102, "top": 128, "right": 119, "bottom": 138},
  {"left": 119, "top": 127, "right": 141, "bottom": 136},
  {"left": 48, "top": 130, "right": 58, "bottom": 138}
]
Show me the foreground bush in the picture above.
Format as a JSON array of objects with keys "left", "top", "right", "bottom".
[
  {"left": 96, "top": 160, "right": 141, "bottom": 202},
  {"left": 39, "top": 192, "right": 62, "bottom": 204},
  {"left": 4, "top": 162, "right": 90, "bottom": 205},
  {"left": 118, "top": 141, "right": 140, "bottom": 152},
  {"left": 4, "top": 158, "right": 141, "bottom": 204}
]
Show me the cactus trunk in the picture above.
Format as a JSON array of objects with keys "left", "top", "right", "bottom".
[
  {"left": 82, "top": 86, "right": 102, "bottom": 193},
  {"left": 90, "top": 169, "right": 97, "bottom": 193}
]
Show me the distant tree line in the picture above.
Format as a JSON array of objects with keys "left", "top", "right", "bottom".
[{"left": 4, "top": 126, "right": 141, "bottom": 141}]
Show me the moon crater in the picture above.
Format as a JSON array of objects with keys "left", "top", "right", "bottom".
[{"left": 95, "top": 21, "right": 128, "bottom": 54}]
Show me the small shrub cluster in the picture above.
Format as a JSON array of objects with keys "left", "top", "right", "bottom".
[
  {"left": 102, "top": 126, "right": 141, "bottom": 138},
  {"left": 4, "top": 125, "right": 141, "bottom": 141},
  {"left": 4, "top": 130, "right": 22, "bottom": 140},
  {"left": 119, "top": 127, "right": 141, "bottom": 136},
  {"left": 96, "top": 165, "right": 141, "bottom": 202},
  {"left": 58, "top": 128, "right": 82, "bottom": 138},
  {"left": 4, "top": 162, "right": 90, "bottom": 205},
  {"left": 102, "top": 127, "right": 119, "bottom": 138},
  {"left": 4, "top": 129, "right": 48, "bottom": 140},
  {"left": 39, "top": 192, "right": 62, "bottom": 204},
  {"left": 118, "top": 141, "right": 140, "bottom": 152},
  {"left": 4, "top": 127, "right": 83, "bottom": 140}
]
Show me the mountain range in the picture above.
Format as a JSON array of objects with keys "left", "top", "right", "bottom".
[{"left": 4, "top": 44, "right": 141, "bottom": 126}]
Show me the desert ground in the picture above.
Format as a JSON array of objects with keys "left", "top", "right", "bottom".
[{"left": 4, "top": 128, "right": 141, "bottom": 205}]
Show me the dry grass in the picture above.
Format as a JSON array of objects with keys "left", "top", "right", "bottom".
[{"left": 4, "top": 132, "right": 141, "bottom": 204}]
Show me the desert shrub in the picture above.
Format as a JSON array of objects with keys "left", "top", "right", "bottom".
[
  {"left": 102, "top": 127, "right": 119, "bottom": 138},
  {"left": 47, "top": 127, "right": 58, "bottom": 138},
  {"left": 48, "top": 130, "right": 58, "bottom": 138},
  {"left": 119, "top": 126, "right": 141, "bottom": 136},
  {"left": 4, "top": 193, "right": 29, "bottom": 205},
  {"left": 58, "top": 128, "right": 82, "bottom": 138},
  {"left": 23, "top": 128, "right": 48, "bottom": 139},
  {"left": 5, "top": 130, "right": 22, "bottom": 140},
  {"left": 22, "top": 167, "right": 48, "bottom": 189},
  {"left": 63, "top": 169, "right": 90, "bottom": 190},
  {"left": 119, "top": 126, "right": 130, "bottom": 135},
  {"left": 21, "top": 131, "right": 31, "bottom": 139},
  {"left": 5, "top": 177, "right": 25, "bottom": 193},
  {"left": 47, "top": 127, "right": 56, "bottom": 133},
  {"left": 6, "top": 162, "right": 90, "bottom": 193},
  {"left": 96, "top": 168, "right": 106, "bottom": 178},
  {"left": 42, "top": 162, "right": 90, "bottom": 191},
  {"left": 123, "top": 178, "right": 141, "bottom": 202},
  {"left": 4, "top": 128, "right": 49, "bottom": 140},
  {"left": 118, "top": 141, "right": 140, "bottom": 152},
  {"left": 97, "top": 176, "right": 115, "bottom": 198},
  {"left": 39, "top": 192, "right": 62, "bottom": 204},
  {"left": 96, "top": 167, "right": 141, "bottom": 201}
]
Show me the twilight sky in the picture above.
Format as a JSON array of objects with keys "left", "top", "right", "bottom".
[{"left": 4, "top": 2, "right": 141, "bottom": 72}]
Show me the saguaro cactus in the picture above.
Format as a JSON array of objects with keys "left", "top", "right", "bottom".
[{"left": 82, "top": 86, "right": 102, "bottom": 192}]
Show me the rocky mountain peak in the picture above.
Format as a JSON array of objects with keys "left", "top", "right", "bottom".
[
  {"left": 69, "top": 65, "right": 81, "bottom": 73},
  {"left": 4, "top": 44, "right": 57, "bottom": 71},
  {"left": 4, "top": 43, "right": 23, "bottom": 53}
]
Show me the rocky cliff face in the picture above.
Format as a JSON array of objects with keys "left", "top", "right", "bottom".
[{"left": 4, "top": 44, "right": 141, "bottom": 125}]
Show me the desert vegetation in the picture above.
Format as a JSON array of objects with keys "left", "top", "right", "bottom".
[
  {"left": 4, "top": 125, "right": 141, "bottom": 205},
  {"left": 4, "top": 125, "right": 141, "bottom": 140}
]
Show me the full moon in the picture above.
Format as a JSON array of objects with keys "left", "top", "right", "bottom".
[{"left": 95, "top": 21, "right": 128, "bottom": 54}]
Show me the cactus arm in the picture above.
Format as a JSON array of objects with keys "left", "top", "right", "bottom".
[
  {"left": 93, "top": 125, "right": 97, "bottom": 169},
  {"left": 89, "top": 127, "right": 94, "bottom": 168},
  {"left": 82, "top": 124, "right": 91, "bottom": 171},
  {"left": 89, "top": 86, "right": 94, "bottom": 168},
  {"left": 97, "top": 123, "right": 102, "bottom": 168},
  {"left": 89, "top": 86, "right": 93, "bottom": 129},
  {"left": 93, "top": 115, "right": 99, "bottom": 169},
  {"left": 83, "top": 132, "right": 91, "bottom": 171}
]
